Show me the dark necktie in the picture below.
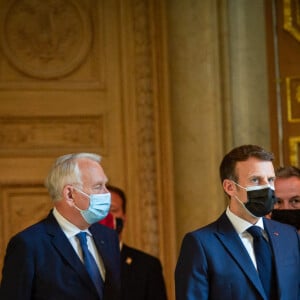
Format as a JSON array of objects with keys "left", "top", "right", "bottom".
[
  {"left": 247, "top": 226, "right": 275, "bottom": 299},
  {"left": 76, "top": 232, "right": 104, "bottom": 299}
]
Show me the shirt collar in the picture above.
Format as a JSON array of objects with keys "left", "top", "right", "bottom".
[
  {"left": 53, "top": 207, "right": 91, "bottom": 238},
  {"left": 226, "top": 206, "right": 264, "bottom": 234}
]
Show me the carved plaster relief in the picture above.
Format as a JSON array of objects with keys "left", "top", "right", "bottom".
[
  {"left": 0, "top": 116, "right": 105, "bottom": 156},
  {"left": 132, "top": 0, "right": 159, "bottom": 255},
  {"left": 1, "top": 0, "right": 92, "bottom": 79},
  {"left": 0, "top": 0, "right": 105, "bottom": 90},
  {"left": 0, "top": 185, "right": 52, "bottom": 272}
]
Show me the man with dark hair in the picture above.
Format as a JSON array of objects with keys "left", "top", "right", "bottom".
[
  {"left": 175, "top": 144, "right": 300, "bottom": 300},
  {"left": 101, "top": 184, "right": 167, "bottom": 300},
  {"left": 271, "top": 165, "right": 300, "bottom": 231}
]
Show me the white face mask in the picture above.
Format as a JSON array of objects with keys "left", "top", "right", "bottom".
[{"left": 73, "top": 188, "right": 111, "bottom": 224}]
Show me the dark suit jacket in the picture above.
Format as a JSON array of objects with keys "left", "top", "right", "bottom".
[
  {"left": 0, "top": 211, "right": 121, "bottom": 300},
  {"left": 121, "top": 244, "right": 167, "bottom": 300},
  {"left": 175, "top": 212, "right": 300, "bottom": 300}
]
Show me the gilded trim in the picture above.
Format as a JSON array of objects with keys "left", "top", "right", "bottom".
[
  {"left": 283, "top": 0, "right": 300, "bottom": 42},
  {"left": 286, "top": 77, "right": 300, "bottom": 122},
  {"left": 289, "top": 136, "right": 300, "bottom": 166}
]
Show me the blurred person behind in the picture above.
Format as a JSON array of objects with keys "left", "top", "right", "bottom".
[
  {"left": 100, "top": 184, "right": 167, "bottom": 300},
  {"left": 272, "top": 165, "right": 300, "bottom": 231}
]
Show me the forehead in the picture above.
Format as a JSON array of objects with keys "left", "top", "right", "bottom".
[
  {"left": 275, "top": 176, "right": 300, "bottom": 195},
  {"left": 110, "top": 191, "right": 123, "bottom": 214},
  {"left": 235, "top": 157, "right": 275, "bottom": 179},
  {"left": 77, "top": 158, "right": 107, "bottom": 183},
  {"left": 110, "top": 191, "right": 123, "bottom": 205}
]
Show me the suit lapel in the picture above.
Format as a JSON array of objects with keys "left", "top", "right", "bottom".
[
  {"left": 90, "top": 225, "right": 113, "bottom": 281},
  {"left": 263, "top": 219, "right": 284, "bottom": 264},
  {"left": 44, "top": 212, "right": 98, "bottom": 294},
  {"left": 215, "top": 213, "right": 267, "bottom": 300},
  {"left": 264, "top": 218, "right": 289, "bottom": 298}
]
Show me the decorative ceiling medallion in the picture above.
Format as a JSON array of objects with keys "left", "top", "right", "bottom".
[
  {"left": 283, "top": 0, "right": 300, "bottom": 42},
  {"left": 1, "top": 0, "right": 92, "bottom": 79}
]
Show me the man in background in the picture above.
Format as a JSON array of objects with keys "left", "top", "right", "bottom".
[
  {"left": 101, "top": 184, "right": 167, "bottom": 300},
  {"left": 0, "top": 153, "right": 120, "bottom": 300},
  {"left": 271, "top": 165, "right": 300, "bottom": 231}
]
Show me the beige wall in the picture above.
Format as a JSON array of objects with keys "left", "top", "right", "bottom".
[
  {"left": 166, "top": 0, "right": 270, "bottom": 252},
  {"left": 228, "top": 0, "right": 270, "bottom": 148}
]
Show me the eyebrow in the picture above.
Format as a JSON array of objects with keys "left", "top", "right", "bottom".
[{"left": 248, "top": 175, "right": 275, "bottom": 180}]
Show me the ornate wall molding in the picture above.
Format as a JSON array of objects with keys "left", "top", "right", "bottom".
[
  {"left": 289, "top": 136, "right": 300, "bottom": 166},
  {"left": 283, "top": 0, "right": 300, "bottom": 42},
  {"left": 132, "top": 0, "right": 159, "bottom": 256},
  {"left": 1, "top": 0, "right": 92, "bottom": 79},
  {"left": 123, "top": 1, "right": 176, "bottom": 297},
  {"left": 286, "top": 77, "right": 300, "bottom": 122},
  {"left": 0, "top": 116, "right": 106, "bottom": 156},
  {"left": 0, "top": 0, "right": 105, "bottom": 90},
  {"left": 0, "top": 185, "right": 52, "bottom": 273}
]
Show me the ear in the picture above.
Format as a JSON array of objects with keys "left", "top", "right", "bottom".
[
  {"left": 223, "top": 179, "right": 236, "bottom": 197},
  {"left": 63, "top": 185, "right": 75, "bottom": 206}
]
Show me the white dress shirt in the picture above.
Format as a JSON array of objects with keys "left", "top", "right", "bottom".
[
  {"left": 226, "top": 206, "right": 267, "bottom": 269},
  {"left": 52, "top": 207, "right": 106, "bottom": 280}
]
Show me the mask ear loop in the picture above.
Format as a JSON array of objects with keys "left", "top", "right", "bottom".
[
  {"left": 234, "top": 195, "right": 259, "bottom": 219},
  {"left": 231, "top": 181, "right": 247, "bottom": 190},
  {"left": 231, "top": 181, "right": 256, "bottom": 217},
  {"left": 226, "top": 180, "right": 253, "bottom": 217},
  {"left": 231, "top": 181, "right": 247, "bottom": 202},
  {"left": 73, "top": 186, "right": 90, "bottom": 197},
  {"left": 72, "top": 187, "right": 91, "bottom": 212}
]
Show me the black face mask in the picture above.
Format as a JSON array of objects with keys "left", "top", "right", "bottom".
[
  {"left": 245, "top": 186, "right": 277, "bottom": 217},
  {"left": 271, "top": 209, "right": 300, "bottom": 230}
]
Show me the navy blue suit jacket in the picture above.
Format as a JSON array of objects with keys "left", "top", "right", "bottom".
[
  {"left": 0, "top": 211, "right": 121, "bottom": 300},
  {"left": 121, "top": 244, "right": 167, "bottom": 300},
  {"left": 175, "top": 212, "right": 300, "bottom": 300}
]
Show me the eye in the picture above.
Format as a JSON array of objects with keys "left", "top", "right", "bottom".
[
  {"left": 290, "top": 198, "right": 300, "bottom": 206},
  {"left": 93, "top": 184, "right": 106, "bottom": 192},
  {"left": 268, "top": 177, "right": 275, "bottom": 184},
  {"left": 250, "top": 177, "right": 259, "bottom": 184},
  {"left": 274, "top": 199, "right": 283, "bottom": 208}
]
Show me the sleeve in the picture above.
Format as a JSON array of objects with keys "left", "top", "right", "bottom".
[
  {"left": 0, "top": 234, "right": 35, "bottom": 300},
  {"left": 175, "top": 233, "right": 209, "bottom": 300}
]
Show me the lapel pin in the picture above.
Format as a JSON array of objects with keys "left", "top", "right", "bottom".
[
  {"left": 126, "top": 257, "right": 133, "bottom": 265},
  {"left": 273, "top": 232, "right": 279, "bottom": 236}
]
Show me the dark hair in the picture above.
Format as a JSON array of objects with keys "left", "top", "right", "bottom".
[
  {"left": 219, "top": 144, "right": 274, "bottom": 183},
  {"left": 106, "top": 184, "right": 127, "bottom": 213},
  {"left": 276, "top": 165, "right": 300, "bottom": 179}
]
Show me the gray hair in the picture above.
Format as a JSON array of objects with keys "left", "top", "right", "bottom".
[{"left": 45, "top": 153, "right": 101, "bottom": 201}]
